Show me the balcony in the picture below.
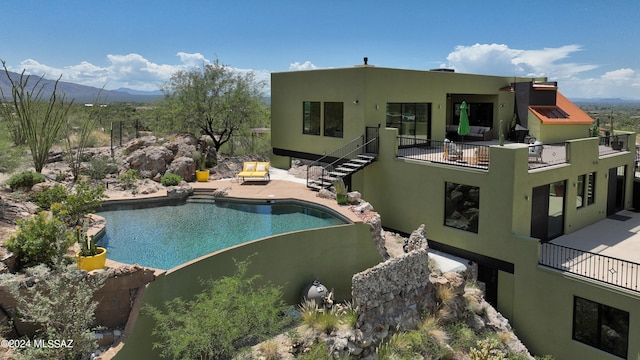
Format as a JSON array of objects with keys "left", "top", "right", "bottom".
[
  {"left": 396, "top": 134, "right": 631, "bottom": 171},
  {"left": 539, "top": 210, "right": 640, "bottom": 293}
]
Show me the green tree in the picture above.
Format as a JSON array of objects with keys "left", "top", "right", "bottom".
[
  {"left": 145, "top": 259, "right": 291, "bottom": 359},
  {"left": 159, "top": 59, "right": 267, "bottom": 152},
  {"left": 0, "top": 60, "right": 74, "bottom": 172},
  {"left": 4, "top": 265, "right": 106, "bottom": 360}
]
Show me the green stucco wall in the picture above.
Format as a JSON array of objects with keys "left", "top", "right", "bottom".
[
  {"left": 114, "top": 223, "right": 381, "bottom": 359},
  {"left": 354, "top": 128, "right": 638, "bottom": 359},
  {"left": 528, "top": 113, "right": 593, "bottom": 144},
  {"left": 271, "top": 67, "right": 521, "bottom": 158}
]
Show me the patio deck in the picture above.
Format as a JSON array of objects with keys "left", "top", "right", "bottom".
[
  {"left": 551, "top": 210, "right": 640, "bottom": 264},
  {"left": 540, "top": 210, "right": 640, "bottom": 292}
]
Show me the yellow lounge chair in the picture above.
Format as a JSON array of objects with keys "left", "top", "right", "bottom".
[{"left": 237, "top": 161, "right": 270, "bottom": 181}]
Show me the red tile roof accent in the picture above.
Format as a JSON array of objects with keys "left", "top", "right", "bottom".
[{"left": 529, "top": 92, "right": 594, "bottom": 125}]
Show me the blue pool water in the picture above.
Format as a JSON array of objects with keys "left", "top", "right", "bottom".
[{"left": 96, "top": 201, "right": 348, "bottom": 270}]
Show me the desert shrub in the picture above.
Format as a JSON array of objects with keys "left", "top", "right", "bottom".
[
  {"left": 0, "top": 134, "right": 23, "bottom": 173},
  {"left": 160, "top": 173, "right": 183, "bottom": 186},
  {"left": 316, "top": 310, "right": 340, "bottom": 334},
  {"left": 145, "top": 259, "right": 291, "bottom": 359},
  {"left": 258, "top": 340, "right": 280, "bottom": 360},
  {"left": 469, "top": 337, "right": 506, "bottom": 360},
  {"left": 6, "top": 170, "right": 46, "bottom": 190},
  {"left": 297, "top": 340, "right": 331, "bottom": 360},
  {"left": 448, "top": 322, "right": 479, "bottom": 352},
  {"left": 376, "top": 332, "right": 414, "bottom": 359},
  {"left": 87, "top": 156, "right": 118, "bottom": 180},
  {"left": 6, "top": 212, "right": 72, "bottom": 269},
  {"left": 30, "top": 183, "right": 68, "bottom": 210},
  {"left": 54, "top": 171, "right": 68, "bottom": 182},
  {"left": 5, "top": 265, "right": 106, "bottom": 359},
  {"left": 117, "top": 169, "right": 139, "bottom": 189},
  {"left": 50, "top": 180, "right": 106, "bottom": 226}
]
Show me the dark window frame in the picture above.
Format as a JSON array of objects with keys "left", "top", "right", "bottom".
[
  {"left": 577, "top": 172, "right": 596, "bottom": 208},
  {"left": 453, "top": 102, "right": 493, "bottom": 128},
  {"left": 386, "top": 102, "right": 432, "bottom": 138},
  {"left": 587, "top": 172, "right": 596, "bottom": 205},
  {"left": 302, "top": 101, "right": 321, "bottom": 136},
  {"left": 572, "top": 296, "right": 629, "bottom": 358},
  {"left": 323, "top": 102, "right": 344, "bottom": 138},
  {"left": 444, "top": 182, "right": 480, "bottom": 233}
]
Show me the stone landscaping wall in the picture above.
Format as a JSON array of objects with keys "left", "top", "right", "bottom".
[
  {"left": 93, "top": 265, "right": 156, "bottom": 328},
  {"left": 352, "top": 249, "right": 434, "bottom": 342},
  {"left": 0, "top": 265, "right": 156, "bottom": 340}
]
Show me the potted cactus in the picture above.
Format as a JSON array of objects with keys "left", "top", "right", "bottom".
[
  {"left": 75, "top": 227, "right": 107, "bottom": 271},
  {"left": 333, "top": 177, "right": 348, "bottom": 205},
  {"left": 193, "top": 151, "right": 210, "bottom": 182}
]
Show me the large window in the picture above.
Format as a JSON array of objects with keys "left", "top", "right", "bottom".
[
  {"left": 303, "top": 101, "right": 320, "bottom": 135},
  {"left": 323, "top": 102, "right": 343, "bottom": 138},
  {"left": 573, "top": 296, "right": 628, "bottom": 358},
  {"left": 386, "top": 103, "right": 431, "bottom": 139},
  {"left": 444, "top": 182, "right": 479, "bottom": 233},
  {"left": 577, "top": 172, "right": 596, "bottom": 208},
  {"left": 453, "top": 102, "right": 493, "bottom": 127}
]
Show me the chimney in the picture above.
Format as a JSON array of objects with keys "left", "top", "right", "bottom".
[{"left": 364, "top": 57, "right": 368, "bottom": 65}]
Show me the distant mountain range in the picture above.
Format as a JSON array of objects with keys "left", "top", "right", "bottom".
[
  {"left": 1, "top": 70, "right": 638, "bottom": 105},
  {"left": 571, "top": 98, "right": 640, "bottom": 104},
  {"left": 0, "top": 70, "right": 163, "bottom": 103}
]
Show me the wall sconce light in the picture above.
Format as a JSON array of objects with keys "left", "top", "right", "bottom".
[
  {"left": 524, "top": 194, "right": 529, "bottom": 201},
  {"left": 438, "top": 104, "right": 442, "bottom": 109},
  {"left": 500, "top": 104, "right": 505, "bottom": 108},
  {"left": 375, "top": 104, "right": 379, "bottom": 110},
  {"left": 353, "top": 99, "right": 359, "bottom": 105}
]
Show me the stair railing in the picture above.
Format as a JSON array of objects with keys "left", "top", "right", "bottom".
[
  {"left": 306, "top": 135, "right": 363, "bottom": 188},
  {"left": 307, "top": 131, "right": 379, "bottom": 189}
]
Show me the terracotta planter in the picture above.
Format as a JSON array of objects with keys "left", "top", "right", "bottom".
[
  {"left": 76, "top": 247, "right": 107, "bottom": 271},
  {"left": 195, "top": 170, "right": 210, "bottom": 182}
]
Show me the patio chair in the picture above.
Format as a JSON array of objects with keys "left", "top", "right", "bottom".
[
  {"left": 474, "top": 147, "right": 489, "bottom": 166},
  {"left": 443, "top": 139, "right": 463, "bottom": 161},
  {"left": 528, "top": 141, "right": 543, "bottom": 162},
  {"left": 237, "top": 161, "right": 270, "bottom": 182}
]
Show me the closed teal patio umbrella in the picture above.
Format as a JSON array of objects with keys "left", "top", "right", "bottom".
[{"left": 458, "top": 101, "right": 470, "bottom": 142}]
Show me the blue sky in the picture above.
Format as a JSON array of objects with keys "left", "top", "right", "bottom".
[{"left": 2, "top": 0, "right": 639, "bottom": 99}]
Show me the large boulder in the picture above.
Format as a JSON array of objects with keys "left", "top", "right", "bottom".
[
  {"left": 163, "top": 134, "right": 198, "bottom": 158},
  {"left": 167, "top": 156, "right": 196, "bottom": 182},
  {"left": 124, "top": 146, "right": 174, "bottom": 179},
  {"left": 404, "top": 224, "right": 428, "bottom": 252},
  {"left": 123, "top": 136, "right": 158, "bottom": 154}
]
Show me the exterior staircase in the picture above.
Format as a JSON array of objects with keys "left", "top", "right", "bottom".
[{"left": 306, "top": 126, "right": 379, "bottom": 191}]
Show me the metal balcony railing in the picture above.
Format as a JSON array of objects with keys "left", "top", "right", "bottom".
[
  {"left": 539, "top": 242, "right": 639, "bottom": 293},
  {"left": 396, "top": 137, "right": 490, "bottom": 170}
]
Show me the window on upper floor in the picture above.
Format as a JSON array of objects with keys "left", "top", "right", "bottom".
[
  {"left": 577, "top": 172, "right": 596, "bottom": 208},
  {"left": 386, "top": 103, "right": 432, "bottom": 139},
  {"left": 587, "top": 172, "right": 596, "bottom": 205},
  {"left": 573, "top": 296, "right": 628, "bottom": 358},
  {"left": 303, "top": 101, "right": 321, "bottom": 135},
  {"left": 324, "top": 102, "right": 343, "bottom": 138},
  {"left": 444, "top": 182, "right": 479, "bottom": 233},
  {"left": 453, "top": 102, "right": 493, "bottom": 127}
]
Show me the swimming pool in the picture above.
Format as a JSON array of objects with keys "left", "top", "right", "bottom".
[{"left": 96, "top": 200, "right": 349, "bottom": 270}]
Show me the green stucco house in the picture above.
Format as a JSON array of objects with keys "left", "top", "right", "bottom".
[{"left": 271, "top": 62, "right": 639, "bottom": 359}]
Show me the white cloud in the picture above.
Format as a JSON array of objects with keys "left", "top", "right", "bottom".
[
  {"left": 446, "top": 43, "right": 598, "bottom": 78},
  {"left": 446, "top": 43, "right": 640, "bottom": 99},
  {"left": 289, "top": 61, "right": 317, "bottom": 71},
  {"left": 6, "top": 53, "right": 273, "bottom": 93}
]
